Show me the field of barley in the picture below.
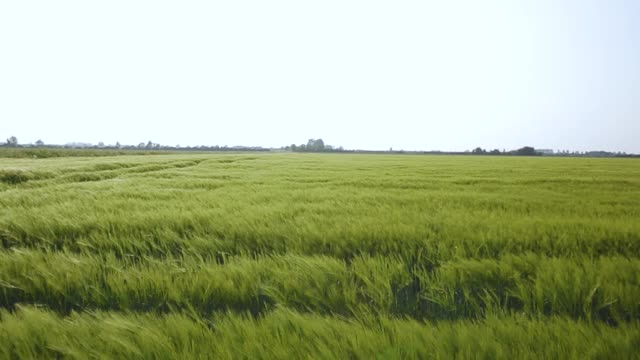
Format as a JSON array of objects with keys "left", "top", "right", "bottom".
[{"left": 0, "top": 150, "right": 639, "bottom": 358}]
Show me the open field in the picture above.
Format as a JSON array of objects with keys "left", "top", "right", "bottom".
[{"left": 1, "top": 152, "right": 639, "bottom": 358}]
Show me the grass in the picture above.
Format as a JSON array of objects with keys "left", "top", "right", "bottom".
[
  {"left": 1, "top": 307, "right": 639, "bottom": 359},
  {"left": 0, "top": 152, "right": 639, "bottom": 358}
]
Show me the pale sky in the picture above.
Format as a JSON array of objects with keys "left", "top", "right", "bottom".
[{"left": 1, "top": 1, "right": 638, "bottom": 152}]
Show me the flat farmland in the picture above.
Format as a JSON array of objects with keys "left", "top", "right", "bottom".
[{"left": 1, "top": 152, "right": 639, "bottom": 358}]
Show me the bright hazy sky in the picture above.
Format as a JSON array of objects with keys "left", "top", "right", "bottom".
[{"left": 1, "top": 1, "right": 638, "bottom": 152}]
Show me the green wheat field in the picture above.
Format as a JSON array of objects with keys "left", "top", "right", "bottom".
[{"left": 1, "top": 151, "right": 639, "bottom": 359}]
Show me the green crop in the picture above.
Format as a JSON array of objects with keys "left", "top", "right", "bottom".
[{"left": 0, "top": 153, "right": 639, "bottom": 358}]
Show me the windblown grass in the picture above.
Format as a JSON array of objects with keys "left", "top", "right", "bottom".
[
  {"left": 0, "top": 153, "right": 639, "bottom": 358},
  {"left": 1, "top": 306, "right": 639, "bottom": 359}
]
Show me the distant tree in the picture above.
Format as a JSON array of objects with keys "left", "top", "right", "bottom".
[
  {"left": 97, "top": 141, "right": 105, "bottom": 148},
  {"left": 138, "top": 142, "right": 145, "bottom": 149},
  {"left": 306, "top": 139, "right": 317, "bottom": 151},
  {"left": 146, "top": 141, "right": 153, "bottom": 149},
  {"left": 290, "top": 139, "right": 338, "bottom": 152},
  {"left": 35, "top": 139, "right": 44, "bottom": 147},
  {"left": 489, "top": 149, "right": 501, "bottom": 155},
  {"left": 115, "top": 142, "right": 121, "bottom": 149},
  {"left": 6, "top": 136, "right": 18, "bottom": 147},
  {"left": 305, "top": 138, "right": 326, "bottom": 152},
  {"left": 515, "top": 146, "right": 537, "bottom": 156},
  {"left": 472, "top": 147, "right": 486, "bottom": 154}
]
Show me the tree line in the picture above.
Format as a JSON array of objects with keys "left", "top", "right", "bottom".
[
  {"left": 2, "top": 136, "right": 637, "bottom": 157},
  {"left": 1, "top": 137, "right": 269, "bottom": 152},
  {"left": 284, "top": 139, "right": 345, "bottom": 152},
  {"left": 471, "top": 146, "right": 538, "bottom": 156}
]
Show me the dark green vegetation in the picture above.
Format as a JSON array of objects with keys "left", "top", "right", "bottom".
[
  {"left": 1, "top": 153, "right": 639, "bottom": 358},
  {"left": 0, "top": 147, "right": 174, "bottom": 159}
]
